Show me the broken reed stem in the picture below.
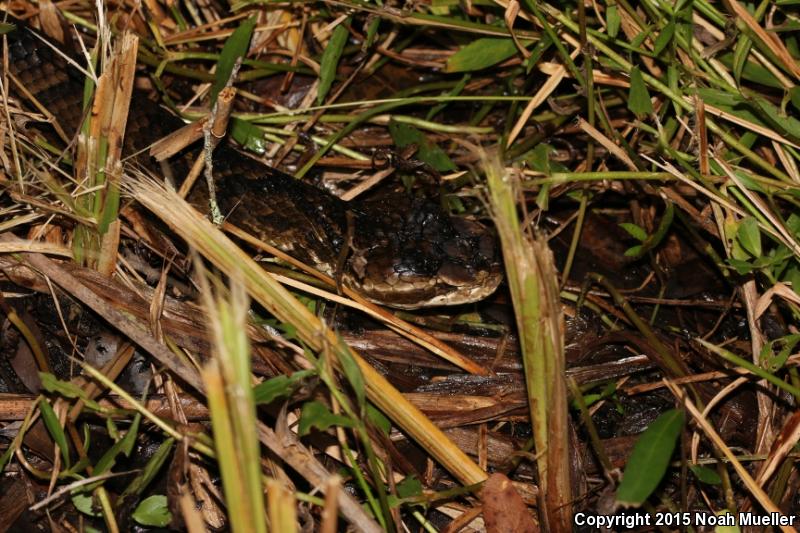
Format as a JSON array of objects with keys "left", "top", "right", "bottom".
[
  {"left": 203, "top": 86, "right": 236, "bottom": 224},
  {"left": 200, "top": 273, "right": 267, "bottom": 533},
  {"left": 484, "top": 154, "right": 572, "bottom": 531}
]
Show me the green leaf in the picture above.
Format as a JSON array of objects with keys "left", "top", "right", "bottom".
[
  {"left": 94, "top": 413, "right": 141, "bottom": 477},
  {"left": 39, "top": 373, "right": 103, "bottom": 411},
  {"left": 736, "top": 217, "right": 762, "bottom": 258},
  {"left": 253, "top": 369, "right": 315, "bottom": 405},
  {"left": 577, "top": 393, "right": 601, "bottom": 409},
  {"left": 790, "top": 87, "right": 800, "bottom": 113},
  {"left": 695, "top": 89, "right": 777, "bottom": 135},
  {"left": 132, "top": 495, "right": 172, "bottom": 527},
  {"left": 298, "top": 401, "right": 354, "bottom": 436},
  {"left": 726, "top": 52, "right": 784, "bottom": 87},
  {"left": 317, "top": 18, "right": 351, "bottom": 105},
  {"left": 616, "top": 409, "right": 685, "bottom": 507},
  {"left": 230, "top": 118, "right": 266, "bottom": 154},
  {"left": 0, "top": 22, "right": 16, "bottom": 35},
  {"left": 366, "top": 403, "right": 391, "bottom": 436},
  {"left": 72, "top": 492, "right": 101, "bottom": 517},
  {"left": 624, "top": 244, "right": 643, "bottom": 257},
  {"left": 624, "top": 202, "right": 675, "bottom": 259},
  {"left": 337, "top": 339, "right": 365, "bottom": 409},
  {"left": 210, "top": 17, "right": 256, "bottom": 106},
  {"left": 689, "top": 464, "right": 722, "bottom": 485},
  {"left": 620, "top": 222, "right": 648, "bottom": 242},
  {"left": 528, "top": 143, "right": 552, "bottom": 174},
  {"left": 750, "top": 94, "right": 800, "bottom": 140},
  {"left": 786, "top": 213, "right": 800, "bottom": 236},
  {"left": 39, "top": 398, "right": 70, "bottom": 468},
  {"left": 121, "top": 438, "right": 175, "bottom": 500},
  {"left": 785, "top": 266, "right": 800, "bottom": 295},
  {"left": 652, "top": 20, "right": 675, "bottom": 56},
  {"left": 446, "top": 38, "right": 530, "bottom": 73},
  {"left": 728, "top": 257, "right": 754, "bottom": 275},
  {"left": 606, "top": 4, "right": 620, "bottom": 38},
  {"left": 364, "top": 16, "right": 380, "bottom": 50},
  {"left": 628, "top": 66, "right": 653, "bottom": 116},
  {"left": 396, "top": 475, "right": 423, "bottom": 499},
  {"left": 388, "top": 121, "right": 456, "bottom": 172},
  {"left": 760, "top": 334, "right": 800, "bottom": 373},
  {"left": 732, "top": 36, "right": 753, "bottom": 84}
]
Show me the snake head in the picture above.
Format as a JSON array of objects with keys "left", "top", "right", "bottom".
[{"left": 348, "top": 197, "right": 503, "bottom": 309}]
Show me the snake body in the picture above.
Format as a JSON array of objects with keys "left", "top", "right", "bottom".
[{"left": 2, "top": 14, "right": 502, "bottom": 309}]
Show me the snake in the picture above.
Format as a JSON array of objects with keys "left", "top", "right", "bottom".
[{"left": 1, "top": 12, "right": 503, "bottom": 309}]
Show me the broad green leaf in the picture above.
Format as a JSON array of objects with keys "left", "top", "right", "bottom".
[
  {"left": 689, "top": 464, "right": 722, "bottom": 485},
  {"left": 624, "top": 244, "right": 643, "bottom": 257},
  {"left": 40, "top": 372, "right": 86, "bottom": 399},
  {"left": 388, "top": 121, "right": 456, "bottom": 172},
  {"left": 396, "top": 475, "right": 423, "bottom": 499},
  {"left": 606, "top": 4, "right": 620, "bottom": 38},
  {"left": 298, "top": 401, "right": 354, "bottom": 436},
  {"left": 759, "top": 334, "right": 800, "bottom": 373},
  {"left": 39, "top": 398, "right": 70, "bottom": 468},
  {"left": 388, "top": 475, "right": 424, "bottom": 508},
  {"left": 446, "top": 38, "right": 530, "bottom": 73},
  {"left": 787, "top": 213, "right": 800, "bottom": 236},
  {"left": 750, "top": 94, "right": 800, "bottom": 140},
  {"left": 72, "top": 493, "right": 101, "bottom": 517},
  {"left": 39, "top": 372, "right": 103, "bottom": 411},
  {"left": 528, "top": 143, "right": 552, "bottom": 174},
  {"left": 210, "top": 17, "right": 256, "bottom": 106},
  {"left": 253, "top": 369, "right": 315, "bottom": 405},
  {"left": 616, "top": 409, "right": 685, "bottom": 506},
  {"left": 736, "top": 217, "right": 762, "bottom": 258},
  {"left": 717, "top": 53, "right": 783, "bottom": 88},
  {"left": 785, "top": 266, "right": 800, "bottom": 295},
  {"left": 94, "top": 413, "right": 141, "bottom": 477},
  {"left": 728, "top": 257, "right": 754, "bottom": 275},
  {"left": 0, "top": 22, "right": 16, "bottom": 34},
  {"left": 317, "top": 17, "right": 351, "bottom": 104},
  {"left": 628, "top": 67, "right": 653, "bottom": 116},
  {"left": 230, "top": 118, "right": 266, "bottom": 154},
  {"left": 620, "top": 222, "right": 648, "bottom": 242},
  {"left": 653, "top": 20, "right": 675, "bottom": 56},
  {"left": 695, "top": 88, "right": 746, "bottom": 109},
  {"left": 132, "top": 495, "right": 172, "bottom": 527},
  {"left": 790, "top": 87, "right": 800, "bottom": 113}
]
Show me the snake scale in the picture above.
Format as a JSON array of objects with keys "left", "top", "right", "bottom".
[{"left": 1, "top": 12, "right": 502, "bottom": 309}]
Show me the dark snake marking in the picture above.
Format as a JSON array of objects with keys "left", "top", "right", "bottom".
[{"left": 2, "top": 14, "right": 502, "bottom": 309}]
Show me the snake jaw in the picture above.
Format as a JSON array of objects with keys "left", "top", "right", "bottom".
[{"left": 346, "top": 200, "right": 504, "bottom": 309}]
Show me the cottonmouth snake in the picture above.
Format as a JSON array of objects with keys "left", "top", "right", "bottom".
[{"left": 1, "top": 12, "right": 502, "bottom": 309}]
